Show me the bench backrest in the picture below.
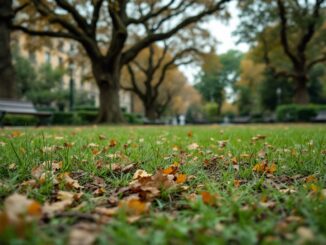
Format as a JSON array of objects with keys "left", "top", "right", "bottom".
[{"left": 0, "top": 100, "right": 38, "bottom": 114}]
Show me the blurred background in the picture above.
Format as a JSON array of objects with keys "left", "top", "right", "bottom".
[{"left": 0, "top": 0, "right": 325, "bottom": 125}]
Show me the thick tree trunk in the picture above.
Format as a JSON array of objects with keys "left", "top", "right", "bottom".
[
  {"left": 0, "top": 0, "right": 16, "bottom": 99},
  {"left": 293, "top": 75, "right": 309, "bottom": 104},
  {"left": 145, "top": 105, "right": 157, "bottom": 120},
  {"left": 97, "top": 82, "right": 124, "bottom": 123},
  {"left": 92, "top": 63, "right": 125, "bottom": 124}
]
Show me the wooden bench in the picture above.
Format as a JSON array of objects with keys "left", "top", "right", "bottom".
[
  {"left": 0, "top": 99, "right": 52, "bottom": 126},
  {"left": 312, "top": 110, "right": 326, "bottom": 123}
]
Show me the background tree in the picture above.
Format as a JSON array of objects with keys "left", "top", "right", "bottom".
[
  {"left": 121, "top": 42, "right": 196, "bottom": 120},
  {"left": 0, "top": 0, "right": 16, "bottom": 98},
  {"left": 195, "top": 49, "right": 243, "bottom": 115},
  {"left": 13, "top": 51, "right": 66, "bottom": 107},
  {"left": 236, "top": 0, "right": 326, "bottom": 104},
  {"left": 14, "top": 0, "right": 231, "bottom": 123}
]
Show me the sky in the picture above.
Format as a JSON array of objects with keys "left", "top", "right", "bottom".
[
  {"left": 206, "top": 2, "right": 249, "bottom": 54},
  {"left": 182, "top": 2, "right": 249, "bottom": 84}
]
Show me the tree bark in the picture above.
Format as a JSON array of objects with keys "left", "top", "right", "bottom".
[
  {"left": 92, "top": 62, "right": 125, "bottom": 124},
  {"left": 293, "top": 75, "right": 309, "bottom": 104},
  {"left": 145, "top": 105, "right": 157, "bottom": 120},
  {"left": 0, "top": 0, "right": 16, "bottom": 99}
]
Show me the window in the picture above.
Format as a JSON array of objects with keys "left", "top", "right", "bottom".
[{"left": 45, "top": 51, "right": 51, "bottom": 63}]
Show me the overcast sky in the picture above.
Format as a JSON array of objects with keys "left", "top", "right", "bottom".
[
  {"left": 182, "top": 2, "right": 249, "bottom": 84},
  {"left": 206, "top": 2, "right": 249, "bottom": 54}
]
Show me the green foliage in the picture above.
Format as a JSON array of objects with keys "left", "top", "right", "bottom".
[
  {"left": 14, "top": 52, "right": 65, "bottom": 106},
  {"left": 74, "top": 106, "right": 99, "bottom": 112},
  {"left": 2, "top": 115, "right": 38, "bottom": 126},
  {"left": 123, "top": 113, "right": 144, "bottom": 124},
  {"left": 52, "top": 112, "right": 79, "bottom": 125},
  {"left": 276, "top": 104, "right": 326, "bottom": 122},
  {"left": 237, "top": 86, "right": 253, "bottom": 116},
  {"left": 196, "top": 50, "right": 243, "bottom": 115},
  {"left": 77, "top": 111, "right": 98, "bottom": 124}
]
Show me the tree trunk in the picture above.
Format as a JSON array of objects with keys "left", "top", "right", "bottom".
[
  {"left": 97, "top": 82, "right": 124, "bottom": 123},
  {"left": 92, "top": 62, "right": 125, "bottom": 124},
  {"left": 0, "top": 0, "right": 16, "bottom": 99},
  {"left": 293, "top": 75, "right": 309, "bottom": 104},
  {"left": 145, "top": 105, "right": 157, "bottom": 120}
]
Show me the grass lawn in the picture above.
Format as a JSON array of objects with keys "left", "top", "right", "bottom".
[{"left": 0, "top": 124, "right": 325, "bottom": 244}]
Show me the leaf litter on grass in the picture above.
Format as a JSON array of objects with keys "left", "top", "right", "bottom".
[{"left": 1, "top": 126, "right": 326, "bottom": 244}]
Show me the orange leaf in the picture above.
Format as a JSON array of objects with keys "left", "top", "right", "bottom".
[
  {"left": 11, "top": 131, "right": 22, "bottom": 138},
  {"left": 234, "top": 179, "right": 241, "bottom": 188},
  {"left": 27, "top": 201, "right": 42, "bottom": 216},
  {"left": 267, "top": 163, "right": 277, "bottom": 174},
  {"left": 176, "top": 174, "right": 187, "bottom": 184},
  {"left": 252, "top": 163, "right": 267, "bottom": 173},
  {"left": 120, "top": 199, "right": 150, "bottom": 215},
  {"left": 201, "top": 191, "right": 216, "bottom": 206},
  {"left": 163, "top": 166, "right": 178, "bottom": 175},
  {"left": 305, "top": 175, "right": 317, "bottom": 183},
  {"left": 187, "top": 131, "right": 193, "bottom": 138}
]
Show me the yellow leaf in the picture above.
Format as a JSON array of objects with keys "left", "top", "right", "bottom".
[
  {"left": 305, "top": 175, "right": 317, "bottom": 183},
  {"left": 176, "top": 174, "right": 187, "bottom": 184},
  {"left": 120, "top": 199, "right": 150, "bottom": 215}
]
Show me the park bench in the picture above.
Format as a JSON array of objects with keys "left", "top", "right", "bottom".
[
  {"left": 312, "top": 110, "right": 326, "bottom": 123},
  {"left": 0, "top": 99, "right": 52, "bottom": 126},
  {"left": 232, "top": 116, "right": 251, "bottom": 124}
]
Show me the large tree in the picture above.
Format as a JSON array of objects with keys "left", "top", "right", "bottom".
[
  {"left": 0, "top": 0, "right": 16, "bottom": 99},
  {"left": 237, "top": 0, "right": 326, "bottom": 104},
  {"left": 13, "top": 0, "right": 230, "bottom": 123}
]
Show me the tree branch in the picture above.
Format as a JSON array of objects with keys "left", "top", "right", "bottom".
[
  {"left": 121, "top": 0, "right": 230, "bottom": 65},
  {"left": 12, "top": 25, "right": 80, "bottom": 40},
  {"left": 277, "top": 0, "right": 300, "bottom": 67}
]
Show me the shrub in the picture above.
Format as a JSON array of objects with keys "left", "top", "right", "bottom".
[
  {"left": 276, "top": 104, "right": 326, "bottom": 122},
  {"left": 52, "top": 112, "right": 80, "bottom": 125},
  {"left": 2, "top": 115, "right": 38, "bottom": 126},
  {"left": 74, "top": 106, "right": 99, "bottom": 112},
  {"left": 124, "top": 113, "right": 144, "bottom": 124},
  {"left": 77, "top": 111, "right": 98, "bottom": 124}
]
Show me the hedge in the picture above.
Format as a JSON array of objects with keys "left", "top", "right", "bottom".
[
  {"left": 77, "top": 111, "right": 98, "bottom": 124},
  {"left": 2, "top": 115, "right": 38, "bottom": 126},
  {"left": 276, "top": 104, "right": 326, "bottom": 122},
  {"left": 52, "top": 112, "right": 81, "bottom": 125}
]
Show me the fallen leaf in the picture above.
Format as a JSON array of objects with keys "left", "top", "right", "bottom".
[
  {"left": 188, "top": 143, "right": 199, "bottom": 150},
  {"left": 119, "top": 198, "right": 150, "bottom": 215},
  {"left": 175, "top": 174, "right": 187, "bottom": 184},
  {"left": 305, "top": 175, "right": 317, "bottom": 183},
  {"left": 187, "top": 131, "right": 193, "bottom": 138},
  {"left": 69, "top": 222, "right": 99, "bottom": 245},
  {"left": 201, "top": 191, "right": 217, "bottom": 206}
]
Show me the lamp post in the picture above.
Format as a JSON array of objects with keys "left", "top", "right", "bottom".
[{"left": 68, "top": 62, "right": 75, "bottom": 111}]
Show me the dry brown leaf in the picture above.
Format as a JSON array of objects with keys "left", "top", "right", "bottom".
[
  {"left": 133, "top": 169, "right": 152, "bottom": 180},
  {"left": 69, "top": 222, "right": 99, "bottom": 245},
  {"left": 187, "top": 143, "right": 199, "bottom": 150},
  {"left": 4, "top": 194, "right": 42, "bottom": 224}
]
